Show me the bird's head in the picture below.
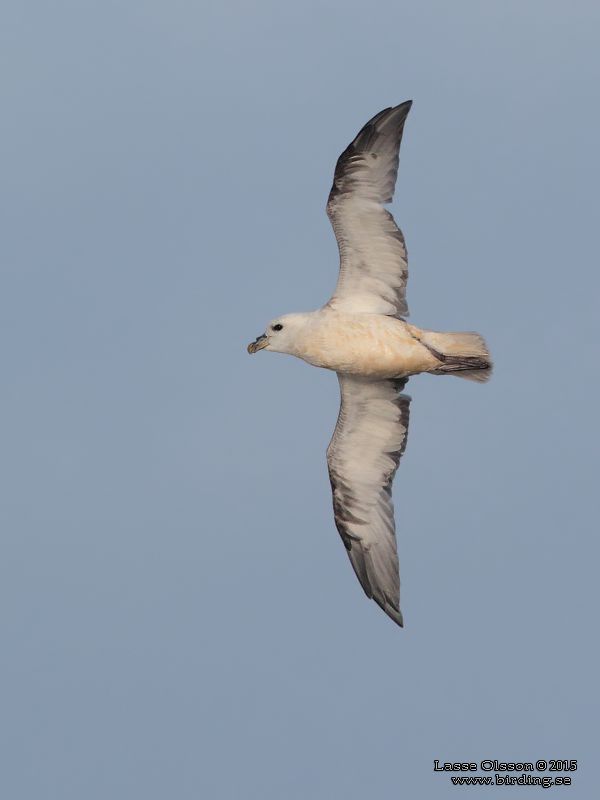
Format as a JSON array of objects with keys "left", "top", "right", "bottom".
[{"left": 247, "top": 313, "right": 310, "bottom": 356}]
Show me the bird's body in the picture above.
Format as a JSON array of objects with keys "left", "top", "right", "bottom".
[
  {"left": 247, "top": 101, "right": 491, "bottom": 627},
  {"left": 265, "top": 311, "right": 444, "bottom": 379}
]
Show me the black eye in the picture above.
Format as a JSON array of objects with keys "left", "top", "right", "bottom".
[{"left": 272, "top": 323, "right": 283, "bottom": 331}]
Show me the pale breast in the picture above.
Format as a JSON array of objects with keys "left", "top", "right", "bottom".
[{"left": 298, "top": 312, "right": 439, "bottom": 378}]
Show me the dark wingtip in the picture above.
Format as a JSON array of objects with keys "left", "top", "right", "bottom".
[
  {"left": 388, "top": 606, "right": 404, "bottom": 628},
  {"left": 391, "top": 100, "right": 413, "bottom": 120},
  {"left": 368, "top": 101, "right": 412, "bottom": 138},
  {"left": 374, "top": 597, "right": 404, "bottom": 628}
]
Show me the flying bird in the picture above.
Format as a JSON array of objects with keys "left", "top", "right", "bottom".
[{"left": 247, "top": 102, "right": 491, "bottom": 627}]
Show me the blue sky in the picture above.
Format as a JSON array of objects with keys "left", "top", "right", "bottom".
[{"left": 1, "top": 1, "right": 598, "bottom": 797}]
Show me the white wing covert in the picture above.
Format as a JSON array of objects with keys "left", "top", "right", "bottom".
[
  {"left": 326, "top": 102, "right": 412, "bottom": 318},
  {"left": 327, "top": 374, "right": 411, "bottom": 626}
]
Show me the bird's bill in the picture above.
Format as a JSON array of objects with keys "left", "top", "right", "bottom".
[{"left": 247, "top": 334, "right": 268, "bottom": 354}]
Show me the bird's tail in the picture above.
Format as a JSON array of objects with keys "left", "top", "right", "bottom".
[{"left": 421, "top": 330, "right": 493, "bottom": 382}]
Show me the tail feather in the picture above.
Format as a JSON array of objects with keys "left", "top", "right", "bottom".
[
  {"left": 442, "top": 364, "right": 492, "bottom": 383},
  {"left": 420, "top": 330, "right": 493, "bottom": 382}
]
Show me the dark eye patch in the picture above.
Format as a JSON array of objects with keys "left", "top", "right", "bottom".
[{"left": 272, "top": 323, "right": 283, "bottom": 331}]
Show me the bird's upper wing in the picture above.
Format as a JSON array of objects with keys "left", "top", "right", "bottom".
[
  {"left": 325, "top": 102, "right": 412, "bottom": 318},
  {"left": 327, "top": 374, "right": 411, "bottom": 626}
]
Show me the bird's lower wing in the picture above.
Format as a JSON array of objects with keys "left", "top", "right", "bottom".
[{"left": 326, "top": 374, "right": 411, "bottom": 626}]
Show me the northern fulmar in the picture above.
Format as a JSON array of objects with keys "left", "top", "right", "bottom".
[{"left": 247, "top": 101, "right": 492, "bottom": 627}]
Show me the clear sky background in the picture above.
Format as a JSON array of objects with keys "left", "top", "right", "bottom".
[{"left": 1, "top": 1, "right": 598, "bottom": 798}]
